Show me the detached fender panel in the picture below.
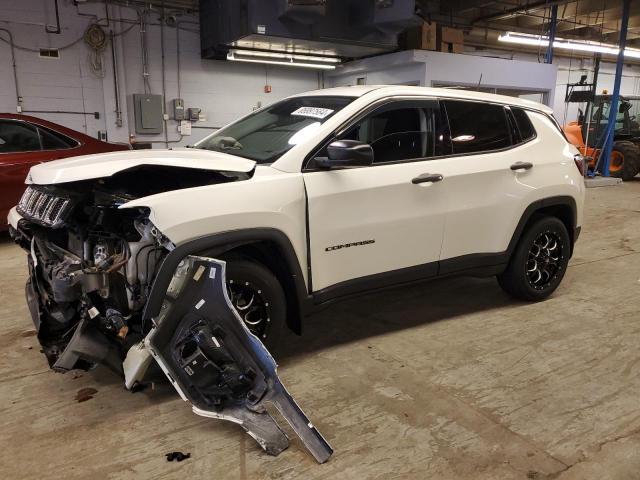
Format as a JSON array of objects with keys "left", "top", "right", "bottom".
[
  {"left": 145, "top": 256, "right": 332, "bottom": 462},
  {"left": 142, "top": 228, "right": 312, "bottom": 330}
]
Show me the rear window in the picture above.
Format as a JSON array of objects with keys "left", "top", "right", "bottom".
[
  {"left": 511, "top": 108, "right": 536, "bottom": 142},
  {"left": 38, "top": 126, "right": 78, "bottom": 150},
  {"left": 443, "top": 100, "right": 512, "bottom": 154}
]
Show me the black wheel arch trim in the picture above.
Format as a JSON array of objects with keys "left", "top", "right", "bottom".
[
  {"left": 142, "top": 228, "right": 312, "bottom": 335},
  {"left": 506, "top": 195, "right": 578, "bottom": 256}
]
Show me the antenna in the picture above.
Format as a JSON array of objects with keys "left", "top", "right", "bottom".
[{"left": 477, "top": 73, "right": 483, "bottom": 89}]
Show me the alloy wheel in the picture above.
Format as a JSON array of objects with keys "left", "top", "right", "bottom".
[
  {"left": 526, "top": 231, "right": 564, "bottom": 290},
  {"left": 227, "top": 280, "right": 271, "bottom": 339}
]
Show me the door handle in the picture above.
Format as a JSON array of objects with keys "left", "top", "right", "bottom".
[
  {"left": 510, "top": 162, "right": 533, "bottom": 171},
  {"left": 412, "top": 173, "right": 444, "bottom": 184}
]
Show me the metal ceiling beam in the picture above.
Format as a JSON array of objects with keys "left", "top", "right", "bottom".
[
  {"left": 447, "top": 0, "right": 519, "bottom": 15},
  {"left": 471, "top": 0, "right": 575, "bottom": 24}
]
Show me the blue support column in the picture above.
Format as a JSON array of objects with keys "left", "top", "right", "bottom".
[
  {"left": 544, "top": 5, "right": 558, "bottom": 64},
  {"left": 600, "top": 0, "right": 631, "bottom": 177}
]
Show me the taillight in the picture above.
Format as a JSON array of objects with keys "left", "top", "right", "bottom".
[{"left": 574, "top": 154, "right": 586, "bottom": 177}]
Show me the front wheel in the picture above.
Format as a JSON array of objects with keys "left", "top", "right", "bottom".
[
  {"left": 224, "top": 259, "right": 287, "bottom": 354},
  {"left": 497, "top": 216, "right": 571, "bottom": 301}
]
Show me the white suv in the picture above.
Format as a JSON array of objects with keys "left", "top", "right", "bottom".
[{"left": 9, "top": 86, "right": 585, "bottom": 366}]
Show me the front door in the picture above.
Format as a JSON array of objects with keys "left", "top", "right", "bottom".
[{"left": 303, "top": 99, "right": 449, "bottom": 295}]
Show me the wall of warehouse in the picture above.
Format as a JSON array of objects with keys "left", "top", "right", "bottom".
[
  {"left": 329, "top": 45, "right": 640, "bottom": 126},
  {"left": 0, "top": 1, "right": 320, "bottom": 147},
  {"left": 2, "top": 0, "right": 640, "bottom": 146},
  {"left": 464, "top": 46, "right": 640, "bottom": 125},
  {"left": 327, "top": 49, "right": 558, "bottom": 107}
]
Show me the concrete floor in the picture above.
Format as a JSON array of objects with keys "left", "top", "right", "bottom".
[{"left": 1, "top": 182, "right": 639, "bottom": 480}]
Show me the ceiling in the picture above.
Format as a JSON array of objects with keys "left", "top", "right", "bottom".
[
  {"left": 418, "top": 0, "right": 640, "bottom": 49},
  {"left": 125, "top": 1, "right": 640, "bottom": 53}
]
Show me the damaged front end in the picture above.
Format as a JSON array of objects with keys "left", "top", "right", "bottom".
[
  {"left": 11, "top": 165, "right": 247, "bottom": 373},
  {"left": 10, "top": 166, "right": 332, "bottom": 462},
  {"left": 14, "top": 187, "right": 170, "bottom": 374},
  {"left": 145, "top": 256, "right": 332, "bottom": 462}
]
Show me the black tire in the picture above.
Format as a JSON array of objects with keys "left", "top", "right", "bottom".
[
  {"left": 497, "top": 216, "right": 571, "bottom": 301},
  {"left": 224, "top": 259, "right": 287, "bottom": 354},
  {"left": 609, "top": 140, "right": 640, "bottom": 181}
]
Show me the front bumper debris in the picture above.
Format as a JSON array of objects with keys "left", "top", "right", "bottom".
[{"left": 144, "top": 256, "right": 333, "bottom": 463}]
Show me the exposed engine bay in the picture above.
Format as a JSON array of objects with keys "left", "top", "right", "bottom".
[
  {"left": 11, "top": 166, "right": 248, "bottom": 373},
  {"left": 10, "top": 166, "right": 332, "bottom": 462}
]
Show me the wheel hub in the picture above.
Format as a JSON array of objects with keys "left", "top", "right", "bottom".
[
  {"left": 227, "top": 280, "right": 270, "bottom": 339},
  {"left": 526, "top": 231, "right": 563, "bottom": 290}
]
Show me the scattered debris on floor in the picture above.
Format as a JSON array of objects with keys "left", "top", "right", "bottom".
[
  {"left": 75, "top": 388, "right": 98, "bottom": 403},
  {"left": 165, "top": 452, "right": 191, "bottom": 462}
]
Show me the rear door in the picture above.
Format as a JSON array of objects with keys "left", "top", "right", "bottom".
[
  {"left": 433, "top": 100, "right": 538, "bottom": 272},
  {"left": 303, "top": 99, "right": 449, "bottom": 295}
]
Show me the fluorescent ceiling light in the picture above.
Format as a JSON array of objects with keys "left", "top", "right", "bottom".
[
  {"left": 230, "top": 49, "right": 340, "bottom": 63},
  {"left": 227, "top": 50, "right": 338, "bottom": 70},
  {"left": 498, "top": 31, "right": 640, "bottom": 59}
]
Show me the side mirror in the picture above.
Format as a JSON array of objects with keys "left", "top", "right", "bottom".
[{"left": 315, "top": 140, "right": 374, "bottom": 169}]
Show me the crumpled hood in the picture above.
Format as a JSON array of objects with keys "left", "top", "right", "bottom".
[{"left": 27, "top": 148, "right": 256, "bottom": 185}]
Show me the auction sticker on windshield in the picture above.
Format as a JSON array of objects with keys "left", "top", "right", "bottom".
[{"left": 291, "top": 107, "right": 334, "bottom": 119}]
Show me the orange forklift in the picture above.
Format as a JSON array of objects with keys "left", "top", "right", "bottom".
[{"left": 563, "top": 74, "right": 640, "bottom": 180}]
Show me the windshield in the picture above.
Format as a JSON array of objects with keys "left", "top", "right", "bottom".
[{"left": 194, "top": 96, "right": 355, "bottom": 163}]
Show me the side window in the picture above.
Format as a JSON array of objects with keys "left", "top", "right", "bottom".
[
  {"left": 339, "top": 102, "right": 446, "bottom": 164},
  {"left": 38, "top": 126, "right": 77, "bottom": 150},
  {"left": 443, "top": 100, "right": 512, "bottom": 154},
  {"left": 511, "top": 108, "right": 536, "bottom": 142},
  {"left": 0, "top": 120, "right": 41, "bottom": 153}
]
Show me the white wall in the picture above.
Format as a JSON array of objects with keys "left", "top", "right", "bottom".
[
  {"left": 0, "top": 0, "right": 320, "bottom": 147},
  {"left": 3, "top": 0, "right": 639, "bottom": 142},
  {"left": 328, "top": 45, "right": 640, "bottom": 127},
  {"left": 327, "top": 49, "right": 558, "bottom": 109},
  {"left": 464, "top": 46, "right": 640, "bottom": 124}
]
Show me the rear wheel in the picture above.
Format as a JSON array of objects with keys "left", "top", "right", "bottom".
[
  {"left": 224, "top": 259, "right": 286, "bottom": 354},
  {"left": 497, "top": 216, "right": 571, "bottom": 301},
  {"left": 609, "top": 140, "right": 640, "bottom": 181}
]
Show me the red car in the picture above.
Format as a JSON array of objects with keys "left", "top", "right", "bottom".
[{"left": 0, "top": 114, "right": 130, "bottom": 230}]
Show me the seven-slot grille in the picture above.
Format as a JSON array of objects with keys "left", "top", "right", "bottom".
[{"left": 17, "top": 187, "right": 71, "bottom": 228}]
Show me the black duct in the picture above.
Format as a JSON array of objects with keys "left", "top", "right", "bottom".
[{"left": 199, "top": 0, "right": 419, "bottom": 60}]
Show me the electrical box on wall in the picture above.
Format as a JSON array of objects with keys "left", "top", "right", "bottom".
[
  {"left": 173, "top": 98, "right": 185, "bottom": 120},
  {"left": 179, "top": 120, "right": 192, "bottom": 135},
  {"left": 187, "top": 107, "right": 201, "bottom": 122},
  {"left": 131, "top": 94, "right": 164, "bottom": 135}
]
